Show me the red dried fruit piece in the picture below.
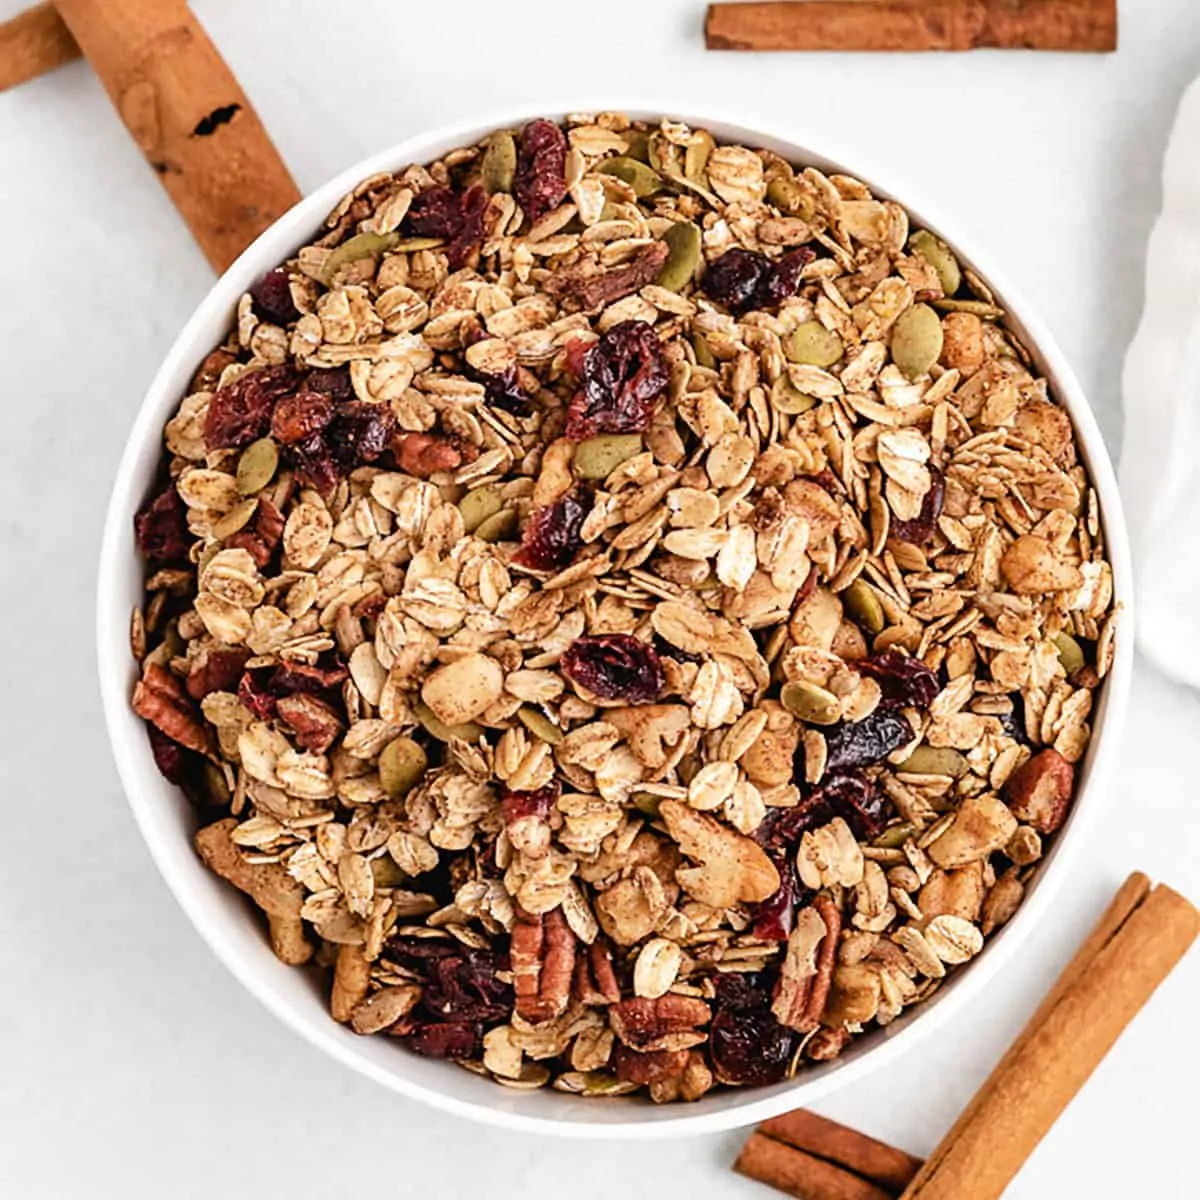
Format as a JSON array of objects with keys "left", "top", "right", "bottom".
[
  {"left": 892, "top": 466, "right": 945, "bottom": 545},
  {"left": 406, "top": 184, "right": 488, "bottom": 269},
  {"left": 134, "top": 486, "right": 191, "bottom": 563},
  {"left": 327, "top": 402, "right": 395, "bottom": 471},
  {"left": 561, "top": 633, "right": 664, "bottom": 704},
  {"left": 709, "top": 975, "right": 796, "bottom": 1087},
  {"left": 407, "top": 1022, "right": 480, "bottom": 1060},
  {"left": 1005, "top": 748, "right": 1075, "bottom": 834},
  {"left": 857, "top": 650, "right": 939, "bottom": 709},
  {"left": 514, "top": 118, "right": 568, "bottom": 224},
  {"left": 290, "top": 433, "right": 340, "bottom": 494},
  {"left": 272, "top": 659, "right": 349, "bottom": 694},
  {"left": 822, "top": 709, "right": 912, "bottom": 774},
  {"left": 186, "top": 648, "right": 251, "bottom": 699},
  {"left": 276, "top": 693, "right": 344, "bottom": 753},
  {"left": 760, "top": 773, "right": 890, "bottom": 851},
  {"left": 500, "top": 781, "right": 561, "bottom": 824},
  {"left": 512, "top": 490, "right": 589, "bottom": 570},
  {"left": 748, "top": 858, "right": 796, "bottom": 942},
  {"left": 305, "top": 365, "right": 355, "bottom": 402},
  {"left": 421, "top": 949, "right": 513, "bottom": 1024},
  {"left": 146, "top": 724, "right": 191, "bottom": 784},
  {"left": 225, "top": 497, "right": 285, "bottom": 569},
  {"left": 237, "top": 668, "right": 276, "bottom": 720},
  {"left": 248, "top": 266, "right": 298, "bottom": 325},
  {"left": 565, "top": 320, "right": 669, "bottom": 442},
  {"left": 271, "top": 390, "right": 334, "bottom": 444},
  {"left": 205, "top": 364, "right": 301, "bottom": 450},
  {"left": 703, "top": 245, "right": 816, "bottom": 314}
]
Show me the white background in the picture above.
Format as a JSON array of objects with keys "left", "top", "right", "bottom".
[{"left": 2, "top": 1, "right": 1199, "bottom": 1195}]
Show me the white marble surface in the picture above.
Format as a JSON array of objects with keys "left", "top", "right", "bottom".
[{"left": 2, "top": 1, "right": 1199, "bottom": 1195}]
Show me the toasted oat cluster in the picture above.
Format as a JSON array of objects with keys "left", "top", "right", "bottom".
[{"left": 130, "top": 114, "right": 1116, "bottom": 1101}]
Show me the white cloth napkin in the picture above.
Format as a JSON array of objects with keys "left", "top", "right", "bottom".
[{"left": 1120, "top": 76, "right": 1200, "bottom": 688}]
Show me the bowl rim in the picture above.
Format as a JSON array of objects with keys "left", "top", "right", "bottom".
[{"left": 96, "top": 98, "right": 1134, "bottom": 1138}]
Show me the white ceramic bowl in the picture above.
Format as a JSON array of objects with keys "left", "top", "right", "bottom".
[{"left": 97, "top": 105, "right": 1134, "bottom": 1138}]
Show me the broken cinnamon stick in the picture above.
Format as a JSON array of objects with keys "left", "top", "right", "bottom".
[
  {"left": 0, "top": 3, "right": 80, "bottom": 92},
  {"left": 51, "top": 0, "right": 300, "bottom": 272},
  {"left": 736, "top": 1133, "right": 894, "bottom": 1200},
  {"left": 900, "top": 878, "right": 1199, "bottom": 1199},
  {"left": 705, "top": 0, "right": 1117, "bottom": 53},
  {"left": 760, "top": 1110, "right": 922, "bottom": 1193}
]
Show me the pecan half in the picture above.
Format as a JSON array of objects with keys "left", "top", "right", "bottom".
[
  {"left": 546, "top": 241, "right": 670, "bottom": 313},
  {"left": 512, "top": 908, "right": 576, "bottom": 1024},
  {"left": 613, "top": 1043, "right": 689, "bottom": 1085},
  {"left": 771, "top": 893, "right": 841, "bottom": 1032},
  {"left": 1005, "top": 748, "right": 1075, "bottom": 834},
  {"left": 572, "top": 938, "right": 621, "bottom": 1006},
  {"left": 226, "top": 497, "right": 285, "bottom": 569},
  {"left": 392, "top": 432, "right": 466, "bottom": 478},
  {"left": 132, "top": 662, "right": 212, "bottom": 756},
  {"left": 186, "top": 647, "right": 251, "bottom": 700},
  {"left": 609, "top": 994, "right": 711, "bottom": 1052}
]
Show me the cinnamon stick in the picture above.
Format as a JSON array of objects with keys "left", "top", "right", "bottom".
[
  {"left": 900, "top": 878, "right": 1199, "bottom": 1199},
  {"left": 736, "top": 1133, "right": 894, "bottom": 1200},
  {"left": 760, "top": 1110, "right": 922, "bottom": 1193},
  {"left": 51, "top": 0, "right": 300, "bottom": 272},
  {"left": 705, "top": 0, "right": 1117, "bottom": 53},
  {"left": 0, "top": 3, "right": 80, "bottom": 92}
]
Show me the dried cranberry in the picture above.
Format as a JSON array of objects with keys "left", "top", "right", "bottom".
[
  {"left": 305, "top": 366, "right": 355, "bottom": 403},
  {"left": 290, "top": 432, "right": 340, "bottom": 494},
  {"left": 468, "top": 359, "right": 531, "bottom": 416},
  {"left": 857, "top": 650, "right": 939, "bottom": 709},
  {"left": 822, "top": 709, "right": 912, "bottom": 773},
  {"left": 561, "top": 634, "right": 664, "bottom": 704},
  {"left": 406, "top": 184, "right": 487, "bottom": 269},
  {"left": 756, "top": 246, "right": 816, "bottom": 307},
  {"left": 815, "top": 771, "right": 889, "bottom": 840},
  {"left": 237, "top": 669, "right": 276, "bottom": 720},
  {"left": 514, "top": 118, "right": 568, "bottom": 223},
  {"left": 565, "top": 320, "right": 669, "bottom": 441},
  {"left": 512, "top": 489, "right": 589, "bottom": 571},
  {"left": 204, "top": 364, "right": 300, "bottom": 450},
  {"left": 500, "top": 781, "right": 561, "bottom": 824},
  {"left": 386, "top": 936, "right": 461, "bottom": 966},
  {"left": 703, "top": 248, "right": 772, "bottom": 314},
  {"left": 225, "top": 496, "right": 285, "bottom": 570},
  {"left": 709, "top": 976, "right": 795, "bottom": 1086},
  {"left": 407, "top": 1022, "right": 480, "bottom": 1060},
  {"left": 998, "top": 695, "right": 1031, "bottom": 746},
  {"left": 748, "top": 859, "right": 796, "bottom": 942},
  {"left": 422, "top": 948, "right": 513, "bottom": 1024},
  {"left": 703, "top": 246, "right": 815, "bottom": 314},
  {"left": 326, "top": 402, "right": 395, "bottom": 471},
  {"left": 891, "top": 466, "right": 945, "bottom": 545},
  {"left": 146, "top": 725, "right": 190, "bottom": 784},
  {"left": 271, "top": 659, "right": 349, "bottom": 695},
  {"left": 271, "top": 390, "right": 334, "bottom": 444},
  {"left": 757, "top": 792, "right": 836, "bottom": 852},
  {"left": 248, "top": 266, "right": 298, "bottom": 325},
  {"left": 134, "top": 486, "right": 190, "bottom": 563}
]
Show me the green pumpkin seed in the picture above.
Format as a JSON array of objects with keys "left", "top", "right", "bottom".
[
  {"left": 871, "top": 821, "right": 918, "bottom": 850},
  {"left": 236, "top": 437, "right": 279, "bottom": 495},
  {"left": 897, "top": 745, "right": 969, "bottom": 778},
  {"left": 1053, "top": 631, "right": 1086, "bottom": 676},
  {"left": 371, "top": 856, "right": 406, "bottom": 887},
  {"left": 843, "top": 578, "right": 885, "bottom": 636},
  {"left": 656, "top": 220, "right": 702, "bottom": 293},
  {"left": 684, "top": 131, "right": 715, "bottom": 183},
  {"left": 891, "top": 303, "right": 944, "bottom": 379},
  {"left": 379, "top": 735, "right": 429, "bottom": 798},
  {"left": 202, "top": 762, "right": 231, "bottom": 806},
  {"left": 211, "top": 498, "right": 258, "bottom": 540},
  {"left": 475, "top": 508, "right": 519, "bottom": 543},
  {"left": 646, "top": 134, "right": 671, "bottom": 174},
  {"left": 932, "top": 298, "right": 1004, "bottom": 319},
  {"left": 596, "top": 157, "right": 663, "bottom": 198},
  {"left": 780, "top": 679, "right": 841, "bottom": 725},
  {"left": 459, "top": 483, "right": 504, "bottom": 533},
  {"left": 318, "top": 231, "right": 401, "bottom": 284},
  {"left": 389, "top": 236, "right": 447, "bottom": 253},
  {"left": 623, "top": 129, "right": 651, "bottom": 164},
  {"left": 766, "top": 176, "right": 815, "bottom": 221},
  {"left": 909, "top": 230, "right": 962, "bottom": 298},
  {"left": 631, "top": 791, "right": 662, "bottom": 817},
  {"left": 517, "top": 706, "right": 564, "bottom": 745},
  {"left": 481, "top": 130, "right": 517, "bottom": 195},
  {"left": 692, "top": 333, "right": 716, "bottom": 369},
  {"left": 785, "top": 321, "right": 844, "bottom": 368},
  {"left": 770, "top": 375, "right": 818, "bottom": 415},
  {"left": 572, "top": 433, "right": 644, "bottom": 480},
  {"left": 415, "top": 700, "right": 483, "bottom": 744}
]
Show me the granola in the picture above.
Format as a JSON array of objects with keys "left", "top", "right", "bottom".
[{"left": 129, "top": 113, "right": 1116, "bottom": 1102}]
